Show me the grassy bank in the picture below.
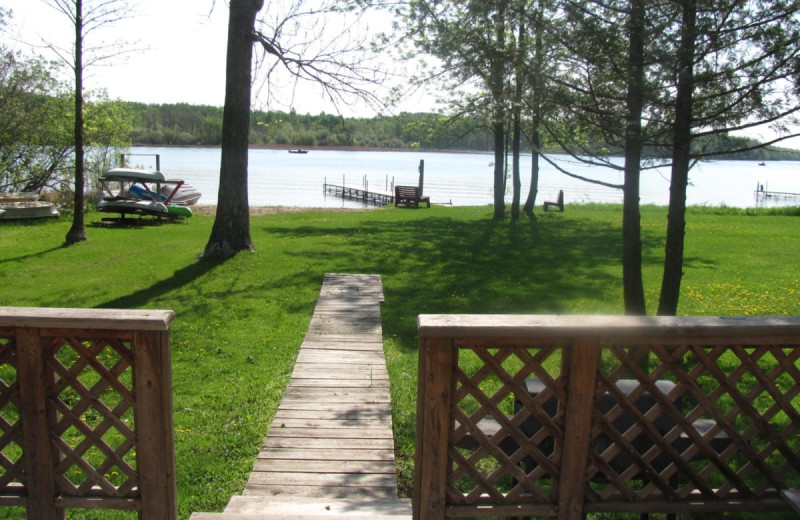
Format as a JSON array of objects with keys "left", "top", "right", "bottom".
[{"left": 0, "top": 204, "right": 797, "bottom": 519}]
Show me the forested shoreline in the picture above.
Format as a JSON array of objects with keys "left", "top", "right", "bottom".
[{"left": 127, "top": 102, "right": 800, "bottom": 161}]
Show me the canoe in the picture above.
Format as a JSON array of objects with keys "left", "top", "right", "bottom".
[
  {"left": 127, "top": 184, "right": 162, "bottom": 201},
  {"left": 160, "top": 182, "right": 202, "bottom": 205},
  {"left": 97, "top": 199, "right": 168, "bottom": 217},
  {"left": 166, "top": 204, "right": 193, "bottom": 218},
  {"left": 0, "top": 192, "right": 38, "bottom": 202},
  {"left": 101, "top": 168, "right": 166, "bottom": 183},
  {"left": 0, "top": 201, "right": 60, "bottom": 219}
]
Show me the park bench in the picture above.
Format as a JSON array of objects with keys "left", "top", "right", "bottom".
[
  {"left": 394, "top": 185, "right": 430, "bottom": 208},
  {"left": 543, "top": 189, "right": 564, "bottom": 211}
]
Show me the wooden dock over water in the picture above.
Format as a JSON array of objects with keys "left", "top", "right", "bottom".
[
  {"left": 323, "top": 183, "right": 394, "bottom": 206},
  {"left": 754, "top": 189, "right": 800, "bottom": 207},
  {"left": 190, "top": 273, "right": 411, "bottom": 520}
]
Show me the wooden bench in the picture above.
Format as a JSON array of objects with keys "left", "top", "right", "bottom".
[
  {"left": 543, "top": 189, "right": 564, "bottom": 212},
  {"left": 394, "top": 185, "right": 430, "bottom": 208}
]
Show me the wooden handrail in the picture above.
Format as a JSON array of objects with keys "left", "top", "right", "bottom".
[
  {"left": 414, "top": 314, "right": 800, "bottom": 520},
  {"left": 0, "top": 307, "right": 177, "bottom": 520}
]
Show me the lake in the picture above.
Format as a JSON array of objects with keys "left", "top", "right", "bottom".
[{"left": 125, "top": 146, "right": 799, "bottom": 209}]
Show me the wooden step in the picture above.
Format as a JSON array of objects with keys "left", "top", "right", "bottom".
[
  {"left": 188, "top": 496, "right": 412, "bottom": 519},
  {"left": 226, "top": 496, "right": 412, "bottom": 516}
]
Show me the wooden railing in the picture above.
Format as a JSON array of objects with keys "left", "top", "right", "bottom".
[
  {"left": 414, "top": 314, "right": 800, "bottom": 520},
  {"left": 0, "top": 307, "right": 177, "bottom": 520}
]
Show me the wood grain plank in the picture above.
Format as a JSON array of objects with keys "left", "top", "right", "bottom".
[
  {"left": 262, "top": 437, "right": 395, "bottom": 450},
  {"left": 242, "top": 484, "right": 399, "bottom": 499},
  {"left": 273, "top": 409, "right": 392, "bottom": 421},
  {"left": 281, "top": 387, "right": 391, "bottom": 401},
  {"left": 257, "top": 448, "right": 395, "bottom": 461},
  {"left": 276, "top": 401, "right": 391, "bottom": 412},
  {"left": 266, "top": 427, "right": 393, "bottom": 439},
  {"left": 252, "top": 459, "right": 397, "bottom": 474},
  {"left": 247, "top": 471, "right": 397, "bottom": 487}
]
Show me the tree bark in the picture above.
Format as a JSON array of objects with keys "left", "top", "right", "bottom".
[
  {"left": 658, "top": 0, "right": 696, "bottom": 316},
  {"left": 490, "top": 2, "right": 507, "bottom": 220},
  {"left": 511, "top": 112, "right": 521, "bottom": 219},
  {"left": 523, "top": 0, "right": 546, "bottom": 217},
  {"left": 622, "top": 0, "right": 646, "bottom": 315},
  {"left": 510, "top": 19, "right": 524, "bottom": 220},
  {"left": 492, "top": 122, "right": 506, "bottom": 219},
  {"left": 203, "top": 0, "right": 263, "bottom": 258},
  {"left": 65, "top": 0, "right": 87, "bottom": 245}
]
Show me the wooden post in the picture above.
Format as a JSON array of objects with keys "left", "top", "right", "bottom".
[
  {"left": 557, "top": 341, "right": 599, "bottom": 520},
  {"left": 133, "top": 330, "right": 177, "bottom": 520},
  {"left": 17, "top": 327, "right": 60, "bottom": 520},
  {"left": 414, "top": 336, "right": 456, "bottom": 520},
  {"left": 418, "top": 160, "right": 425, "bottom": 193}
]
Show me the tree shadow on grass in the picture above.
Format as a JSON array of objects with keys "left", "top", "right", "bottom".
[
  {"left": 260, "top": 213, "right": 665, "bottom": 352},
  {"left": 97, "top": 256, "right": 228, "bottom": 310},
  {"left": 0, "top": 246, "right": 64, "bottom": 265}
]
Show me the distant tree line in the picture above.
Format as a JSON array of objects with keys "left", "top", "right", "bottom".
[
  {"left": 125, "top": 102, "right": 800, "bottom": 160},
  {"left": 126, "top": 102, "right": 497, "bottom": 151}
]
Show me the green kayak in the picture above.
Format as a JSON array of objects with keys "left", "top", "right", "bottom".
[{"left": 167, "top": 204, "right": 193, "bottom": 218}]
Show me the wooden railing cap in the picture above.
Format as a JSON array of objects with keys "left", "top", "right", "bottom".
[
  {"left": 417, "top": 314, "right": 800, "bottom": 341},
  {"left": 0, "top": 307, "right": 175, "bottom": 331}
]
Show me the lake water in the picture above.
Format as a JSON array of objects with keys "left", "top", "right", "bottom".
[{"left": 125, "top": 146, "right": 799, "bottom": 209}]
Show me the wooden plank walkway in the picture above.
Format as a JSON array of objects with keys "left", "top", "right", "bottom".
[{"left": 191, "top": 273, "right": 411, "bottom": 519}]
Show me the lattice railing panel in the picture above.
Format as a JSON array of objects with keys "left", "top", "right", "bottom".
[
  {"left": 586, "top": 342, "right": 800, "bottom": 503},
  {"left": 415, "top": 315, "right": 800, "bottom": 520},
  {"left": 0, "top": 308, "right": 176, "bottom": 519},
  {"left": 0, "top": 331, "right": 24, "bottom": 492},
  {"left": 45, "top": 335, "right": 139, "bottom": 498},
  {"left": 447, "top": 343, "right": 563, "bottom": 505}
]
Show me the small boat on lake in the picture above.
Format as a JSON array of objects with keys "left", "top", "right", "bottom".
[{"left": 288, "top": 149, "right": 308, "bottom": 154}]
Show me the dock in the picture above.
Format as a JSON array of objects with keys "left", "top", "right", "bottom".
[
  {"left": 755, "top": 189, "right": 800, "bottom": 207},
  {"left": 190, "top": 273, "right": 411, "bottom": 520},
  {"left": 323, "top": 183, "right": 394, "bottom": 206}
]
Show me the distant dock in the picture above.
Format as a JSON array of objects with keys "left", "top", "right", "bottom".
[
  {"left": 754, "top": 188, "right": 800, "bottom": 207},
  {"left": 323, "top": 182, "right": 394, "bottom": 206}
]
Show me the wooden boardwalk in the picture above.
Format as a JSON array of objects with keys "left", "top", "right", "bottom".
[{"left": 191, "top": 273, "right": 411, "bottom": 519}]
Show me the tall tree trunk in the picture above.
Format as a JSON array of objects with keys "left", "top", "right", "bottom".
[
  {"left": 622, "top": 0, "right": 646, "bottom": 315},
  {"left": 491, "top": 1, "right": 507, "bottom": 220},
  {"left": 493, "top": 122, "right": 506, "bottom": 219},
  {"left": 511, "top": 19, "right": 524, "bottom": 220},
  {"left": 511, "top": 116, "right": 521, "bottom": 219},
  {"left": 65, "top": 0, "right": 87, "bottom": 245},
  {"left": 203, "top": 0, "right": 263, "bottom": 258},
  {"left": 524, "top": 131, "right": 541, "bottom": 216},
  {"left": 524, "top": 0, "right": 545, "bottom": 217},
  {"left": 658, "top": 0, "right": 697, "bottom": 315}
]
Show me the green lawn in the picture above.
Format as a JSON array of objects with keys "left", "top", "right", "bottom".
[{"left": 0, "top": 203, "right": 798, "bottom": 519}]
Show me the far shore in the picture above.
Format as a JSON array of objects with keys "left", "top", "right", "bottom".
[{"left": 130, "top": 143, "right": 495, "bottom": 155}]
